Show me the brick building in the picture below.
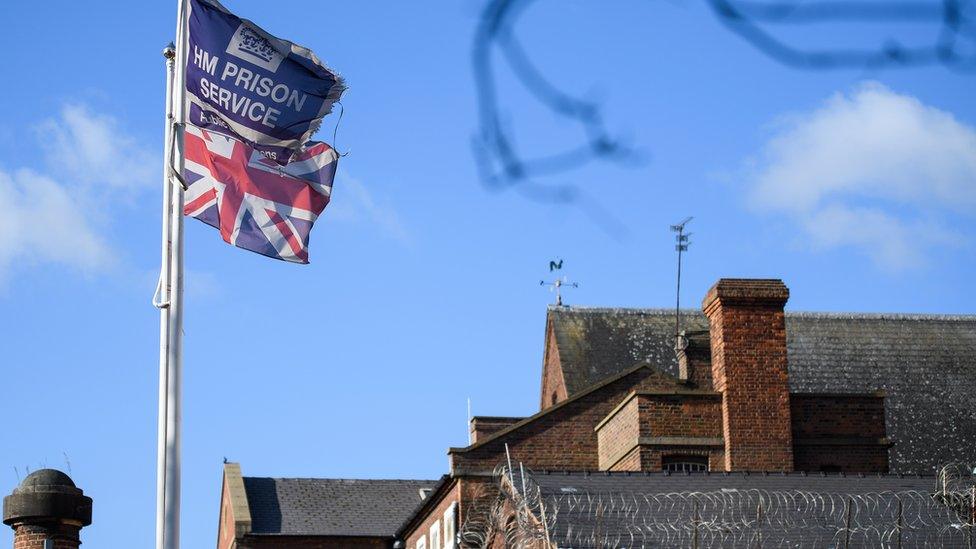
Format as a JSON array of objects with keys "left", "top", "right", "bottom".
[{"left": 216, "top": 278, "right": 976, "bottom": 548}]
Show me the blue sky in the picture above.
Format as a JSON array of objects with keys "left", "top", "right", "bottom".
[{"left": 1, "top": 1, "right": 974, "bottom": 547}]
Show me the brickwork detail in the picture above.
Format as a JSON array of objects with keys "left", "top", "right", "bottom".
[
  {"left": 403, "top": 481, "right": 461, "bottom": 549},
  {"left": 452, "top": 368, "right": 681, "bottom": 473},
  {"left": 703, "top": 279, "right": 794, "bottom": 472},
  {"left": 597, "top": 398, "right": 640, "bottom": 470},
  {"left": 539, "top": 325, "right": 568, "bottom": 409},
  {"left": 638, "top": 394, "right": 723, "bottom": 439},
  {"left": 791, "top": 393, "right": 890, "bottom": 472},
  {"left": 611, "top": 447, "right": 643, "bottom": 471},
  {"left": 470, "top": 417, "right": 524, "bottom": 444},
  {"left": 677, "top": 335, "right": 714, "bottom": 390},
  {"left": 790, "top": 394, "right": 887, "bottom": 439},
  {"left": 597, "top": 392, "right": 724, "bottom": 471},
  {"left": 12, "top": 523, "right": 81, "bottom": 549},
  {"left": 792, "top": 445, "right": 890, "bottom": 473}
]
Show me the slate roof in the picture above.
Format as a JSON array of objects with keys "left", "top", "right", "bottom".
[
  {"left": 522, "top": 470, "right": 972, "bottom": 548},
  {"left": 549, "top": 307, "right": 707, "bottom": 396},
  {"left": 547, "top": 306, "right": 976, "bottom": 474},
  {"left": 528, "top": 469, "right": 938, "bottom": 495},
  {"left": 242, "top": 477, "right": 438, "bottom": 537}
]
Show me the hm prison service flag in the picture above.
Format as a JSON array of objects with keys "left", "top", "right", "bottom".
[
  {"left": 183, "top": 124, "right": 338, "bottom": 263},
  {"left": 185, "top": 0, "right": 346, "bottom": 164}
]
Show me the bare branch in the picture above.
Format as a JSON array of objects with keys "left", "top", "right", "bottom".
[{"left": 471, "top": 0, "right": 976, "bottom": 199}]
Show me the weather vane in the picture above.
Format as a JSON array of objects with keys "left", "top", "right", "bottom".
[
  {"left": 540, "top": 258, "right": 578, "bottom": 306},
  {"left": 671, "top": 217, "right": 693, "bottom": 347}
]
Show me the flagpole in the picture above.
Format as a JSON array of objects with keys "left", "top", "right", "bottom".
[
  {"left": 155, "top": 42, "right": 176, "bottom": 549},
  {"left": 157, "top": 0, "right": 188, "bottom": 548}
]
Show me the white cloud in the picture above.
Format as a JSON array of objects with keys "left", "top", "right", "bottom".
[
  {"left": 0, "top": 104, "right": 154, "bottom": 285},
  {"left": 748, "top": 82, "right": 976, "bottom": 269},
  {"left": 327, "top": 170, "right": 412, "bottom": 245},
  {"left": 37, "top": 104, "right": 155, "bottom": 191},
  {"left": 801, "top": 205, "right": 956, "bottom": 271},
  {"left": 0, "top": 168, "right": 113, "bottom": 284}
]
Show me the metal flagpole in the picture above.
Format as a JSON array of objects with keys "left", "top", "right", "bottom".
[
  {"left": 156, "top": 0, "right": 188, "bottom": 547},
  {"left": 167, "top": 0, "right": 188, "bottom": 546},
  {"left": 155, "top": 42, "right": 176, "bottom": 549}
]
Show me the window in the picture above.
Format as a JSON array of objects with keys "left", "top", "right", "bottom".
[
  {"left": 662, "top": 455, "right": 709, "bottom": 472},
  {"left": 429, "top": 521, "right": 441, "bottom": 549},
  {"left": 416, "top": 535, "right": 426, "bottom": 549},
  {"left": 443, "top": 502, "right": 458, "bottom": 549},
  {"left": 820, "top": 464, "right": 842, "bottom": 473},
  {"left": 551, "top": 391, "right": 558, "bottom": 406}
]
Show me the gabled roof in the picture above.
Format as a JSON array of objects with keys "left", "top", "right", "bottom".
[
  {"left": 548, "top": 306, "right": 706, "bottom": 395},
  {"left": 450, "top": 362, "right": 672, "bottom": 455},
  {"left": 547, "top": 306, "right": 976, "bottom": 473},
  {"left": 242, "top": 477, "right": 438, "bottom": 538}
]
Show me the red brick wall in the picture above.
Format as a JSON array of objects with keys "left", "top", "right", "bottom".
[
  {"left": 597, "top": 397, "right": 640, "bottom": 470},
  {"left": 470, "top": 417, "right": 524, "bottom": 444},
  {"left": 790, "top": 394, "right": 886, "bottom": 438},
  {"left": 639, "top": 394, "right": 723, "bottom": 438},
  {"left": 679, "top": 341, "right": 715, "bottom": 390},
  {"left": 790, "top": 393, "right": 889, "bottom": 472},
  {"left": 598, "top": 392, "right": 724, "bottom": 471},
  {"left": 539, "top": 323, "right": 568, "bottom": 410},
  {"left": 403, "top": 481, "right": 460, "bottom": 549},
  {"left": 611, "top": 447, "right": 643, "bottom": 471},
  {"left": 12, "top": 524, "right": 81, "bottom": 549},
  {"left": 703, "top": 279, "right": 794, "bottom": 472},
  {"left": 217, "top": 476, "right": 235, "bottom": 549},
  {"left": 638, "top": 394, "right": 726, "bottom": 469},
  {"left": 451, "top": 368, "right": 679, "bottom": 473},
  {"left": 405, "top": 477, "right": 500, "bottom": 549},
  {"left": 793, "top": 445, "right": 889, "bottom": 473}
]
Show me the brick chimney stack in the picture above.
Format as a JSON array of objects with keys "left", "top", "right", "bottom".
[
  {"left": 3, "top": 470, "right": 92, "bottom": 549},
  {"left": 702, "top": 279, "right": 794, "bottom": 472}
]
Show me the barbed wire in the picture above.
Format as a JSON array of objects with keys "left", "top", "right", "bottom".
[
  {"left": 472, "top": 0, "right": 976, "bottom": 194},
  {"left": 458, "top": 463, "right": 976, "bottom": 548}
]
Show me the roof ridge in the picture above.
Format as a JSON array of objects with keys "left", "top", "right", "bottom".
[
  {"left": 786, "top": 311, "right": 976, "bottom": 321},
  {"left": 549, "top": 305, "right": 976, "bottom": 321},
  {"left": 531, "top": 470, "right": 939, "bottom": 478},
  {"left": 244, "top": 476, "right": 439, "bottom": 483},
  {"left": 549, "top": 305, "right": 701, "bottom": 314}
]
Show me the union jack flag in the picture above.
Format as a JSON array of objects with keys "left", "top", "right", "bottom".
[{"left": 182, "top": 124, "right": 337, "bottom": 263}]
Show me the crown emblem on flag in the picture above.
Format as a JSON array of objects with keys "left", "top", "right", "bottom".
[{"left": 237, "top": 26, "right": 276, "bottom": 63}]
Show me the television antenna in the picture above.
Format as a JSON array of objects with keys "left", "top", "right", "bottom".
[{"left": 670, "top": 217, "right": 693, "bottom": 346}]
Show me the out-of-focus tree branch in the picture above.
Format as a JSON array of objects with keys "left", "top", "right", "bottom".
[
  {"left": 472, "top": 0, "right": 635, "bottom": 204},
  {"left": 707, "top": 0, "right": 976, "bottom": 70},
  {"left": 471, "top": 0, "right": 975, "bottom": 196}
]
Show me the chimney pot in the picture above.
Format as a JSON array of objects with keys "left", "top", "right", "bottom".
[{"left": 3, "top": 470, "right": 91, "bottom": 549}]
